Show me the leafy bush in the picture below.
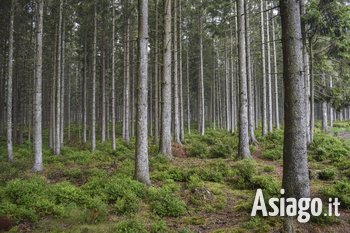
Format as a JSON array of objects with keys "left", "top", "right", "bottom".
[
  {"left": 114, "top": 192, "right": 140, "bottom": 215},
  {"left": 148, "top": 187, "right": 187, "bottom": 217},
  {"left": 261, "top": 148, "right": 282, "bottom": 161},
  {"left": 309, "top": 132, "right": 350, "bottom": 162},
  {"left": 151, "top": 220, "right": 169, "bottom": 233},
  {"left": 209, "top": 143, "right": 234, "bottom": 158},
  {"left": 319, "top": 168, "right": 337, "bottom": 180},
  {"left": 235, "top": 159, "right": 257, "bottom": 187},
  {"left": 251, "top": 175, "right": 280, "bottom": 198},
  {"left": 114, "top": 219, "right": 148, "bottom": 233},
  {"left": 187, "top": 141, "right": 208, "bottom": 158},
  {"left": 321, "top": 180, "right": 350, "bottom": 208}
]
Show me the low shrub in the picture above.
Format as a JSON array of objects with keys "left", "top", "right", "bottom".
[
  {"left": 148, "top": 187, "right": 187, "bottom": 217},
  {"left": 114, "top": 219, "right": 148, "bottom": 233},
  {"left": 187, "top": 141, "right": 208, "bottom": 158},
  {"left": 261, "top": 148, "right": 282, "bottom": 161},
  {"left": 321, "top": 180, "right": 350, "bottom": 208},
  {"left": 319, "top": 168, "right": 337, "bottom": 180},
  {"left": 209, "top": 143, "right": 234, "bottom": 158},
  {"left": 114, "top": 192, "right": 140, "bottom": 215}
]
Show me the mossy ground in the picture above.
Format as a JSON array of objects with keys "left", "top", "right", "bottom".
[{"left": 0, "top": 122, "right": 350, "bottom": 232}]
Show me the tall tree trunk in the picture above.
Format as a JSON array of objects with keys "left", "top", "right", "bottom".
[
  {"left": 186, "top": 42, "right": 191, "bottom": 134},
  {"left": 111, "top": 1, "right": 116, "bottom": 150},
  {"left": 135, "top": 0, "right": 151, "bottom": 185},
  {"left": 266, "top": 2, "right": 273, "bottom": 133},
  {"left": 300, "top": 0, "right": 310, "bottom": 143},
  {"left": 160, "top": 0, "right": 172, "bottom": 157},
  {"left": 230, "top": 22, "right": 236, "bottom": 134},
  {"left": 173, "top": 0, "right": 180, "bottom": 144},
  {"left": 179, "top": 0, "right": 184, "bottom": 142},
  {"left": 60, "top": 19, "right": 66, "bottom": 146},
  {"left": 54, "top": 0, "right": 63, "bottom": 155},
  {"left": 91, "top": 2, "right": 97, "bottom": 151},
  {"left": 280, "top": 0, "right": 310, "bottom": 231},
  {"left": 7, "top": 0, "right": 15, "bottom": 161},
  {"left": 123, "top": 0, "right": 131, "bottom": 144},
  {"left": 82, "top": 34, "right": 87, "bottom": 144},
  {"left": 198, "top": 3, "right": 205, "bottom": 136},
  {"left": 309, "top": 38, "right": 314, "bottom": 143},
  {"left": 329, "top": 76, "right": 333, "bottom": 127},
  {"left": 153, "top": 0, "right": 159, "bottom": 145},
  {"left": 225, "top": 38, "right": 231, "bottom": 132},
  {"left": 322, "top": 74, "right": 328, "bottom": 132},
  {"left": 260, "top": 1, "right": 267, "bottom": 136},
  {"left": 237, "top": 0, "right": 251, "bottom": 159},
  {"left": 101, "top": 28, "right": 106, "bottom": 142},
  {"left": 245, "top": 0, "right": 257, "bottom": 144},
  {"left": 271, "top": 13, "right": 280, "bottom": 129}
]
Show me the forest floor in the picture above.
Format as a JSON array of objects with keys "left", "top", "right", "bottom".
[{"left": 1, "top": 122, "right": 350, "bottom": 233}]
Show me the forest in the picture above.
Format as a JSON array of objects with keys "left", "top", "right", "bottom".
[{"left": 0, "top": 0, "right": 350, "bottom": 232}]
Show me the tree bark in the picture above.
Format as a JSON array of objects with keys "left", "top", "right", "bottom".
[
  {"left": 245, "top": 0, "right": 257, "bottom": 144},
  {"left": 135, "top": 0, "right": 151, "bottom": 185},
  {"left": 280, "top": 0, "right": 310, "bottom": 231},
  {"left": 260, "top": 1, "right": 267, "bottom": 136},
  {"left": 91, "top": 2, "right": 97, "bottom": 151},
  {"left": 173, "top": 0, "right": 180, "bottom": 144},
  {"left": 153, "top": 0, "right": 159, "bottom": 145},
  {"left": 266, "top": 1, "right": 273, "bottom": 133},
  {"left": 198, "top": 2, "right": 205, "bottom": 136},
  {"left": 111, "top": 1, "right": 116, "bottom": 150},
  {"left": 54, "top": 0, "right": 63, "bottom": 155},
  {"left": 82, "top": 34, "right": 87, "bottom": 144},
  {"left": 322, "top": 74, "right": 328, "bottom": 132},
  {"left": 186, "top": 42, "right": 191, "bottom": 134},
  {"left": 160, "top": 0, "right": 172, "bottom": 157},
  {"left": 237, "top": 0, "right": 251, "bottom": 159},
  {"left": 271, "top": 13, "right": 280, "bottom": 130},
  {"left": 179, "top": 0, "right": 184, "bottom": 142},
  {"left": 7, "top": 0, "right": 15, "bottom": 161}
]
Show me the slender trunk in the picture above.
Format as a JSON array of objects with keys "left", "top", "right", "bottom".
[
  {"left": 82, "top": 35, "right": 87, "bottom": 144},
  {"left": 7, "top": 0, "right": 15, "bottom": 161},
  {"left": 135, "top": 0, "right": 151, "bottom": 185},
  {"left": 322, "top": 74, "right": 328, "bottom": 132},
  {"left": 153, "top": 0, "right": 159, "bottom": 145},
  {"left": 160, "top": 0, "right": 172, "bottom": 157},
  {"left": 91, "top": 2, "right": 97, "bottom": 151},
  {"left": 111, "top": 2, "right": 116, "bottom": 150},
  {"left": 309, "top": 38, "right": 314, "bottom": 143},
  {"left": 60, "top": 19, "right": 65, "bottom": 146},
  {"left": 300, "top": 0, "right": 310, "bottom": 143},
  {"left": 245, "top": 0, "right": 257, "bottom": 144},
  {"left": 186, "top": 43, "right": 190, "bottom": 134},
  {"left": 54, "top": 0, "right": 63, "bottom": 155},
  {"left": 198, "top": 5, "right": 205, "bottom": 136},
  {"left": 173, "top": 0, "right": 180, "bottom": 143},
  {"left": 230, "top": 23, "right": 235, "bottom": 134},
  {"left": 260, "top": 1, "right": 267, "bottom": 136},
  {"left": 266, "top": 2, "right": 273, "bottom": 133},
  {"left": 329, "top": 77, "right": 333, "bottom": 127},
  {"left": 280, "top": 1, "right": 310, "bottom": 230},
  {"left": 225, "top": 38, "right": 231, "bottom": 132},
  {"left": 101, "top": 29, "right": 106, "bottom": 142},
  {"left": 271, "top": 14, "right": 280, "bottom": 129},
  {"left": 179, "top": 0, "right": 184, "bottom": 142},
  {"left": 238, "top": 0, "right": 251, "bottom": 159}
]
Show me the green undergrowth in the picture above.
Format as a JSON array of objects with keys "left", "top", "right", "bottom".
[{"left": 0, "top": 123, "right": 350, "bottom": 232}]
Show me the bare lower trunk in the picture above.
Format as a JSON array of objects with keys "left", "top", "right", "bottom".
[
  {"left": 198, "top": 9, "right": 205, "bottom": 136},
  {"left": 153, "top": 0, "right": 159, "bottom": 144},
  {"left": 322, "top": 74, "right": 328, "bottom": 132},
  {"left": 7, "top": 0, "right": 15, "bottom": 161},
  {"left": 91, "top": 2, "right": 97, "bottom": 151},
  {"left": 82, "top": 34, "right": 87, "bottom": 144},
  {"left": 111, "top": 2, "right": 116, "bottom": 150},
  {"left": 135, "top": 0, "right": 151, "bottom": 185},
  {"left": 280, "top": 1, "right": 310, "bottom": 231},
  {"left": 238, "top": 0, "right": 251, "bottom": 159},
  {"left": 309, "top": 38, "right": 314, "bottom": 143},
  {"left": 260, "top": 1, "right": 267, "bottom": 136},
  {"left": 160, "top": 0, "right": 172, "bottom": 157},
  {"left": 179, "top": 0, "right": 184, "bottom": 142},
  {"left": 245, "top": 0, "right": 257, "bottom": 144},
  {"left": 266, "top": 1, "right": 273, "bottom": 133},
  {"left": 54, "top": 0, "right": 63, "bottom": 156},
  {"left": 329, "top": 77, "right": 333, "bottom": 127},
  {"left": 271, "top": 14, "right": 280, "bottom": 130},
  {"left": 173, "top": 0, "right": 180, "bottom": 144}
]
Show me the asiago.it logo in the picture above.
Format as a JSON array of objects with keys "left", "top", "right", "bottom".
[{"left": 251, "top": 189, "right": 340, "bottom": 223}]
